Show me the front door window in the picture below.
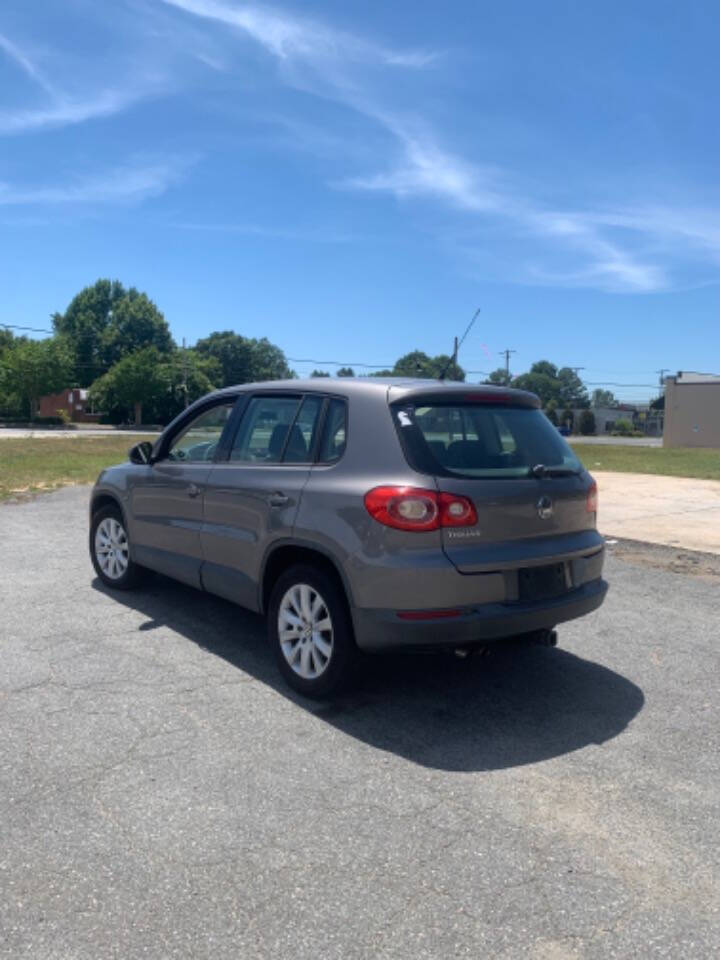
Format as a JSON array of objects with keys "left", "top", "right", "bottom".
[{"left": 167, "top": 403, "right": 235, "bottom": 462}]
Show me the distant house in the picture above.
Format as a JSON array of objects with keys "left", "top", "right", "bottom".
[
  {"left": 576, "top": 404, "right": 639, "bottom": 434},
  {"left": 38, "top": 387, "right": 101, "bottom": 423},
  {"left": 664, "top": 372, "right": 720, "bottom": 448}
]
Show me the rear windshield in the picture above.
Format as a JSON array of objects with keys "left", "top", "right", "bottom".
[{"left": 394, "top": 403, "right": 582, "bottom": 479}]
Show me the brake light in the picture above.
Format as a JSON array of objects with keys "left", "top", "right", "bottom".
[
  {"left": 364, "top": 486, "right": 477, "bottom": 531},
  {"left": 586, "top": 480, "right": 598, "bottom": 513}
]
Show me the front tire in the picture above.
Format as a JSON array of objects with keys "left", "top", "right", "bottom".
[
  {"left": 268, "top": 564, "right": 358, "bottom": 698},
  {"left": 90, "top": 504, "right": 142, "bottom": 590}
]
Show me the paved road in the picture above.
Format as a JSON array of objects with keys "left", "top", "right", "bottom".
[
  {"left": 0, "top": 428, "right": 159, "bottom": 439},
  {"left": 572, "top": 436, "right": 663, "bottom": 447},
  {"left": 1, "top": 487, "right": 718, "bottom": 959}
]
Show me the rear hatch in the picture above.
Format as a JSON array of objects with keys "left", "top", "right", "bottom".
[{"left": 390, "top": 387, "right": 597, "bottom": 573}]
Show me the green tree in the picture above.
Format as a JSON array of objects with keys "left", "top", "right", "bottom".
[
  {"left": 592, "top": 388, "right": 617, "bottom": 408},
  {"left": 89, "top": 348, "right": 168, "bottom": 425},
  {"left": 512, "top": 361, "right": 589, "bottom": 409},
  {"left": 0, "top": 327, "right": 15, "bottom": 354},
  {"left": 375, "top": 350, "right": 465, "bottom": 381},
  {"left": 52, "top": 279, "right": 127, "bottom": 386},
  {"left": 557, "top": 367, "right": 589, "bottom": 408},
  {"left": 336, "top": 367, "right": 355, "bottom": 377},
  {"left": 100, "top": 290, "right": 173, "bottom": 370},
  {"left": 89, "top": 348, "right": 222, "bottom": 425},
  {"left": 530, "top": 360, "right": 558, "bottom": 379},
  {"left": 561, "top": 408, "right": 575, "bottom": 431},
  {"left": 153, "top": 350, "right": 222, "bottom": 423},
  {"left": 53, "top": 280, "right": 173, "bottom": 386},
  {"left": 311, "top": 370, "right": 331, "bottom": 378},
  {"left": 194, "top": 331, "right": 293, "bottom": 386},
  {"left": 545, "top": 398, "right": 559, "bottom": 425},
  {"left": 579, "top": 409, "right": 596, "bottom": 435},
  {"left": 486, "top": 368, "right": 511, "bottom": 386},
  {"left": 511, "top": 372, "right": 558, "bottom": 407},
  {"left": 0, "top": 337, "right": 74, "bottom": 419}
]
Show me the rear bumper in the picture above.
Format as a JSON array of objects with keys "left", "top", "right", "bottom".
[{"left": 352, "top": 577, "right": 608, "bottom": 651}]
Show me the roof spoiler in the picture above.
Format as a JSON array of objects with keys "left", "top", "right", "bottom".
[{"left": 388, "top": 384, "right": 540, "bottom": 409}]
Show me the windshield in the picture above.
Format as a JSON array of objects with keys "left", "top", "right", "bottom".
[{"left": 395, "top": 403, "right": 582, "bottom": 479}]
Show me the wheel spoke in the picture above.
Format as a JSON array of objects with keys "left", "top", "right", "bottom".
[
  {"left": 314, "top": 617, "right": 331, "bottom": 634},
  {"left": 312, "top": 633, "right": 332, "bottom": 659},
  {"left": 310, "top": 646, "right": 324, "bottom": 674},
  {"left": 299, "top": 585, "right": 313, "bottom": 622},
  {"left": 281, "top": 611, "right": 304, "bottom": 630},
  {"left": 299, "top": 644, "right": 312, "bottom": 677}
]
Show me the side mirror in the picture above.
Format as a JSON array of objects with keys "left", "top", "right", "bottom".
[{"left": 129, "top": 441, "right": 154, "bottom": 465}]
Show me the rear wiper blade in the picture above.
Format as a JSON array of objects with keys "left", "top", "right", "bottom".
[{"left": 529, "top": 464, "right": 580, "bottom": 477}]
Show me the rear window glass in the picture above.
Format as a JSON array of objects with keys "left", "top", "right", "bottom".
[{"left": 394, "top": 404, "right": 582, "bottom": 478}]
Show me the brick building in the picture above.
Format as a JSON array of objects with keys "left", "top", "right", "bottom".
[{"left": 38, "top": 387, "right": 100, "bottom": 423}]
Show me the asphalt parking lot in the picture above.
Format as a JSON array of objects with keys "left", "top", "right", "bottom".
[{"left": 1, "top": 487, "right": 719, "bottom": 959}]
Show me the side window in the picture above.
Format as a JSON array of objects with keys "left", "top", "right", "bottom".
[
  {"left": 166, "top": 403, "right": 235, "bottom": 462},
  {"left": 230, "top": 396, "right": 302, "bottom": 463},
  {"left": 283, "top": 395, "right": 324, "bottom": 463},
  {"left": 317, "top": 399, "right": 347, "bottom": 463}
]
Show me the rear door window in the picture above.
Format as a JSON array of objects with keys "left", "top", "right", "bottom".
[
  {"left": 230, "top": 396, "right": 301, "bottom": 463},
  {"left": 395, "top": 403, "right": 581, "bottom": 478},
  {"left": 229, "top": 394, "right": 326, "bottom": 464}
]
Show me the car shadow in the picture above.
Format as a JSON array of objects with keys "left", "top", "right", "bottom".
[{"left": 92, "top": 575, "right": 644, "bottom": 772}]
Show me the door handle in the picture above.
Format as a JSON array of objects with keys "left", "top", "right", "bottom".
[
  {"left": 268, "top": 491, "right": 290, "bottom": 507},
  {"left": 187, "top": 483, "right": 200, "bottom": 498}
]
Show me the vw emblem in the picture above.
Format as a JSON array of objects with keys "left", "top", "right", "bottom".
[{"left": 537, "top": 495, "right": 553, "bottom": 520}]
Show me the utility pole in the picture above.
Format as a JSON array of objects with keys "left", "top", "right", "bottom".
[
  {"left": 182, "top": 337, "right": 189, "bottom": 408},
  {"left": 656, "top": 368, "right": 670, "bottom": 387},
  {"left": 439, "top": 307, "right": 481, "bottom": 380},
  {"left": 499, "top": 348, "right": 516, "bottom": 384}
]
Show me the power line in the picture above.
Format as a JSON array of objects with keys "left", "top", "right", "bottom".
[
  {"left": 0, "top": 322, "right": 54, "bottom": 334},
  {"left": 287, "top": 357, "right": 394, "bottom": 369}
]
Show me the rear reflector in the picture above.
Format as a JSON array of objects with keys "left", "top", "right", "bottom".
[
  {"left": 586, "top": 480, "right": 598, "bottom": 513},
  {"left": 397, "top": 609, "right": 462, "bottom": 620}
]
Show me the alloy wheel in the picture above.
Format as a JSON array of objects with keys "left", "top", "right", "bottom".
[
  {"left": 278, "top": 583, "right": 334, "bottom": 679},
  {"left": 94, "top": 517, "right": 129, "bottom": 581}
]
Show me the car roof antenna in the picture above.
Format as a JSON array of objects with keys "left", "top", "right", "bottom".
[{"left": 439, "top": 307, "right": 481, "bottom": 381}]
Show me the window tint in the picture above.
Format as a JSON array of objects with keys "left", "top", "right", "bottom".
[
  {"left": 397, "top": 404, "right": 581, "bottom": 478},
  {"left": 230, "top": 396, "right": 301, "bottom": 463},
  {"left": 167, "top": 403, "right": 235, "bottom": 462},
  {"left": 283, "top": 395, "right": 323, "bottom": 463},
  {"left": 317, "top": 399, "right": 347, "bottom": 463}
]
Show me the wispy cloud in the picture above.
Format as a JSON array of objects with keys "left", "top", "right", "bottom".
[
  {"left": 159, "top": 0, "right": 436, "bottom": 69},
  {"left": 0, "top": 31, "right": 57, "bottom": 98},
  {"left": 0, "top": 158, "right": 191, "bottom": 206},
  {"left": 0, "top": 88, "right": 152, "bottom": 135},
  {"left": 0, "top": 22, "right": 167, "bottom": 136},
  {"left": 159, "top": 0, "right": 678, "bottom": 293}
]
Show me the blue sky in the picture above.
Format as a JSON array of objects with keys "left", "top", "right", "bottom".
[{"left": 1, "top": 0, "right": 718, "bottom": 400}]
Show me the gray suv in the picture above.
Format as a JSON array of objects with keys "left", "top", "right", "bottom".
[{"left": 90, "top": 378, "right": 607, "bottom": 696}]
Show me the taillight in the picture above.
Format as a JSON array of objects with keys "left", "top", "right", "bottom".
[
  {"left": 364, "top": 486, "right": 477, "bottom": 531},
  {"left": 586, "top": 480, "right": 598, "bottom": 513}
]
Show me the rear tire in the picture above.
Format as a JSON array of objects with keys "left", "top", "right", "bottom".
[
  {"left": 268, "top": 564, "right": 358, "bottom": 698},
  {"left": 90, "top": 504, "right": 142, "bottom": 590}
]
